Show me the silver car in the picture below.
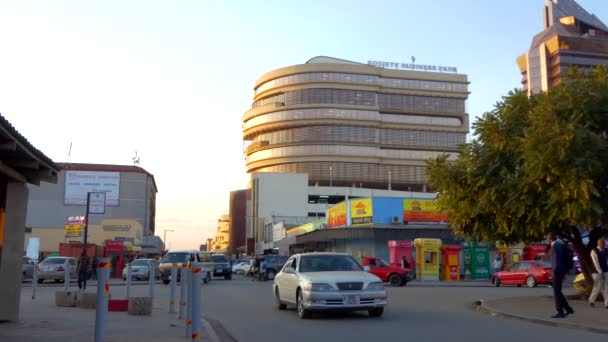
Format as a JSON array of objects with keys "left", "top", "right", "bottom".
[
  {"left": 273, "top": 252, "right": 388, "bottom": 319},
  {"left": 37, "top": 257, "right": 78, "bottom": 283},
  {"left": 21, "top": 257, "right": 35, "bottom": 281},
  {"left": 122, "top": 258, "right": 160, "bottom": 281}
]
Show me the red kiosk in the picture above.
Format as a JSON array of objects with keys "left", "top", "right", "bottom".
[
  {"left": 388, "top": 240, "right": 413, "bottom": 268},
  {"left": 441, "top": 244, "right": 462, "bottom": 281},
  {"left": 104, "top": 240, "right": 124, "bottom": 278},
  {"left": 523, "top": 244, "right": 549, "bottom": 261}
]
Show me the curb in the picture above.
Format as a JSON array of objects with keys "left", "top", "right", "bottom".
[
  {"left": 202, "top": 318, "right": 222, "bottom": 342},
  {"left": 475, "top": 299, "right": 608, "bottom": 335}
]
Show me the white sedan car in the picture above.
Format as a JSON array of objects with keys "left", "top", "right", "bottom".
[{"left": 273, "top": 252, "right": 387, "bottom": 319}]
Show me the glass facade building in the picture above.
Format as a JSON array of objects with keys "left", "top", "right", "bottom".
[
  {"left": 242, "top": 56, "right": 469, "bottom": 192},
  {"left": 517, "top": 0, "right": 608, "bottom": 95}
]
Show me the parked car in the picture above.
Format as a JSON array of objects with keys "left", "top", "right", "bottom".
[
  {"left": 159, "top": 250, "right": 212, "bottom": 285},
  {"left": 122, "top": 258, "right": 160, "bottom": 281},
  {"left": 361, "top": 256, "right": 411, "bottom": 286},
  {"left": 273, "top": 252, "right": 388, "bottom": 319},
  {"left": 37, "top": 257, "right": 78, "bottom": 283},
  {"left": 22, "top": 257, "right": 34, "bottom": 281},
  {"left": 232, "top": 261, "right": 249, "bottom": 275},
  {"left": 211, "top": 254, "right": 232, "bottom": 280},
  {"left": 491, "top": 260, "right": 553, "bottom": 287},
  {"left": 261, "top": 255, "right": 289, "bottom": 280}
]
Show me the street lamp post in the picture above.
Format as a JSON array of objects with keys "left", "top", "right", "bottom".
[
  {"left": 163, "top": 229, "right": 174, "bottom": 252},
  {"left": 329, "top": 166, "right": 333, "bottom": 187}
]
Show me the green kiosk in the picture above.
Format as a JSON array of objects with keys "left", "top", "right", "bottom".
[{"left": 462, "top": 241, "right": 490, "bottom": 280}]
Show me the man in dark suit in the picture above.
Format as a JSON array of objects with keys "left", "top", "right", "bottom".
[{"left": 548, "top": 233, "right": 574, "bottom": 318}]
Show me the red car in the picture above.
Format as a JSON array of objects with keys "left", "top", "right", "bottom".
[{"left": 491, "top": 260, "right": 552, "bottom": 288}]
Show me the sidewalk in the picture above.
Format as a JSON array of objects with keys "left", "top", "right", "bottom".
[
  {"left": 479, "top": 294, "right": 608, "bottom": 334},
  {"left": 0, "top": 284, "right": 220, "bottom": 342},
  {"left": 408, "top": 279, "right": 491, "bottom": 287}
]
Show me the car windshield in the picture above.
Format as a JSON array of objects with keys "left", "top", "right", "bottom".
[
  {"left": 212, "top": 255, "right": 229, "bottom": 263},
  {"left": 299, "top": 255, "right": 363, "bottom": 272},
  {"left": 162, "top": 253, "right": 189, "bottom": 263},
  {"left": 41, "top": 258, "right": 66, "bottom": 264},
  {"left": 131, "top": 259, "right": 150, "bottom": 266}
]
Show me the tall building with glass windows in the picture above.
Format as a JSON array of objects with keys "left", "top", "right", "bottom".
[
  {"left": 517, "top": 0, "right": 608, "bottom": 95},
  {"left": 242, "top": 56, "right": 469, "bottom": 192}
]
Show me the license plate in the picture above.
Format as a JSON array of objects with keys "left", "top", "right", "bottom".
[
  {"left": 217, "top": 269, "right": 223, "bottom": 273},
  {"left": 343, "top": 295, "right": 359, "bottom": 305},
  {"left": 168, "top": 275, "right": 172, "bottom": 280}
]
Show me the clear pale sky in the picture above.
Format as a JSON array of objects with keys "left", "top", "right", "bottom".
[{"left": 1, "top": 0, "right": 606, "bottom": 250}]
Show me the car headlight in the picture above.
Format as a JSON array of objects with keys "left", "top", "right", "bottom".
[
  {"left": 366, "top": 282, "right": 385, "bottom": 291},
  {"left": 302, "top": 283, "right": 335, "bottom": 291}
]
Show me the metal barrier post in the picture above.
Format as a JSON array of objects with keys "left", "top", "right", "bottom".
[
  {"left": 149, "top": 262, "right": 156, "bottom": 301},
  {"left": 178, "top": 265, "right": 187, "bottom": 319},
  {"left": 169, "top": 263, "right": 177, "bottom": 313},
  {"left": 191, "top": 265, "right": 202, "bottom": 341},
  {"left": 32, "top": 263, "right": 38, "bottom": 300},
  {"left": 64, "top": 258, "right": 70, "bottom": 291},
  {"left": 185, "top": 262, "right": 193, "bottom": 338},
  {"left": 95, "top": 258, "right": 111, "bottom": 342},
  {"left": 126, "top": 262, "right": 132, "bottom": 298}
]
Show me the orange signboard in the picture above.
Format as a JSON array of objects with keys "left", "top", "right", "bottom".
[
  {"left": 328, "top": 202, "right": 347, "bottom": 228},
  {"left": 351, "top": 198, "right": 373, "bottom": 226},
  {"left": 403, "top": 199, "right": 448, "bottom": 223}
]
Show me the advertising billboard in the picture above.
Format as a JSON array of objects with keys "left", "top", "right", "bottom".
[
  {"left": 350, "top": 198, "right": 373, "bottom": 226},
  {"left": 64, "top": 171, "right": 120, "bottom": 206},
  {"left": 65, "top": 216, "right": 85, "bottom": 238},
  {"left": 403, "top": 199, "right": 448, "bottom": 223},
  {"left": 327, "top": 202, "right": 347, "bottom": 228}
]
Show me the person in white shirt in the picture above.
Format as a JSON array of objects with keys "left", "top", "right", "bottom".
[
  {"left": 493, "top": 256, "right": 503, "bottom": 274},
  {"left": 589, "top": 239, "right": 608, "bottom": 308}
]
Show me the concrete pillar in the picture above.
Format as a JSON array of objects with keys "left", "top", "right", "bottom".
[{"left": 0, "top": 182, "right": 28, "bottom": 322}]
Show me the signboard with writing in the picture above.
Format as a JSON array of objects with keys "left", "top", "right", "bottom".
[
  {"left": 350, "top": 198, "right": 373, "bottom": 226},
  {"left": 64, "top": 171, "right": 120, "bottom": 206},
  {"left": 368, "top": 60, "right": 458, "bottom": 73},
  {"left": 403, "top": 199, "right": 449, "bottom": 223},
  {"left": 89, "top": 192, "right": 106, "bottom": 214},
  {"left": 65, "top": 216, "right": 85, "bottom": 238},
  {"left": 327, "top": 202, "right": 347, "bottom": 228}
]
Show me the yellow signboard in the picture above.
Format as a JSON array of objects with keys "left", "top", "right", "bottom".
[
  {"left": 65, "top": 216, "right": 85, "bottom": 238},
  {"left": 350, "top": 198, "right": 373, "bottom": 226},
  {"left": 403, "top": 199, "right": 449, "bottom": 223},
  {"left": 328, "top": 202, "right": 347, "bottom": 228}
]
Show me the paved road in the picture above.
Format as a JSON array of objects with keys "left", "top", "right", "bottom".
[{"left": 200, "top": 275, "right": 605, "bottom": 342}]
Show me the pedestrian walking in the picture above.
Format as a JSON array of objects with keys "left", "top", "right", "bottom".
[
  {"left": 548, "top": 233, "right": 574, "bottom": 318},
  {"left": 261, "top": 258, "right": 269, "bottom": 281},
  {"left": 77, "top": 251, "right": 91, "bottom": 292},
  {"left": 493, "top": 256, "right": 503, "bottom": 274},
  {"left": 251, "top": 257, "right": 261, "bottom": 282},
  {"left": 589, "top": 239, "right": 608, "bottom": 308}
]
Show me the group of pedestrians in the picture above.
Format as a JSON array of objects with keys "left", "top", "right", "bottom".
[
  {"left": 548, "top": 233, "right": 608, "bottom": 319},
  {"left": 250, "top": 257, "right": 269, "bottom": 281}
]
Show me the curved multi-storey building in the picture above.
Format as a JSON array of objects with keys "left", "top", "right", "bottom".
[{"left": 242, "top": 56, "right": 469, "bottom": 192}]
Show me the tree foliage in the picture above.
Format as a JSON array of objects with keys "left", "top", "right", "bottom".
[{"left": 427, "top": 66, "right": 608, "bottom": 286}]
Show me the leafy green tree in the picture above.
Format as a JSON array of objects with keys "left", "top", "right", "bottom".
[{"left": 427, "top": 67, "right": 608, "bottom": 288}]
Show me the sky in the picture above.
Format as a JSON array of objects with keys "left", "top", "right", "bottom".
[{"left": 1, "top": 0, "right": 607, "bottom": 250}]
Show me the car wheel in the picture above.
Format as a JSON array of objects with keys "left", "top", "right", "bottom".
[
  {"left": 162, "top": 279, "right": 170, "bottom": 285},
  {"left": 368, "top": 307, "right": 384, "bottom": 317},
  {"left": 276, "top": 288, "right": 287, "bottom": 310},
  {"left": 494, "top": 276, "right": 501, "bottom": 287},
  {"left": 37, "top": 278, "right": 43, "bottom": 284},
  {"left": 267, "top": 270, "right": 276, "bottom": 281},
  {"left": 235, "top": 270, "right": 243, "bottom": 275},
  {"left": 123, "top": 277, "right": 127, "bottom": 281},
  {"left": 297, "top": 290, "right": 311, "bottom": 319},
  {"left": 389, "top": 274, "right": 402, "bottom": 287},
  {"left": 526, "top": 276, "right": 537, "bottom": 288}
]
